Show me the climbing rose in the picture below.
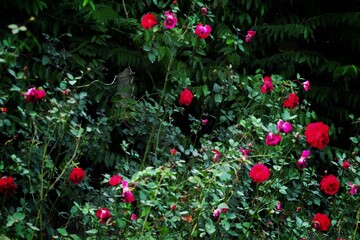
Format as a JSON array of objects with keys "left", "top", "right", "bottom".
[
  {"left": 320, "top": 174, "right": 340, "bottom": 195},
  {"left": 195, "top": 23, "right": 212, "bottom": 39},
  {"left": 240, "top": 148, "right": 251, "bottom": 159},
  {"left": 249, "top": 164, "right": 270, "bottom": 183},
  {"left": 212, "top": 149, "right": 221, "bottom": 162},
  {"left": 179, "top": 88, "right": 193, "bottom": 106},
  {"left": 342, "top": 160, "right": 351, "bottom": 169},
  {"left": 348, "top": 182, "right": 358, "bottom": 195},
  {"left": 0, "top": 107, "right": 7, "bottom": 113},
  {"left": 276, "top": 201, "right": 281, "bottom": 212},
  {"left": 303, "top": 80, "right": 310, "bottom": 91},
  {"left": 25, "top": 87, "right": 46, "bottom": 103},
  {"left": 312, "top": 213, "right": 331, "bottom": 231},
  {"left": 164, "top": 11, "right": 177, "bottom": 29},
  {"left": 96, "top": 208, "right": 112, "bottom": 224},
  {"left": 213, "top": 208, "right": 227, "bottom": 219},
  {"left": 260, "top": 76, "right": 274, "bottom": 93},
  {"left": 141, "top": 13, "right": 157, "bottom": 29},
  {"left": 170, "top": 204, "right": 177, "bottom": 210},
  {"left": 304, "top": 122, "right": 330, "bottom": 150},
  {"left": 265, "top": 133, "right": 282, "bottom": 146},
  {"left": 283, "top": 93, "right": 299, "bottom": 109},
  {"left": 201, "top": 7, "right": 208, "bottom": 15},
  {"left": 245, "top": 30, "right": 256, "bottom": 42},
  {"left": 277, "top": 119, "right": 293, "bottom": 133},
  {"left": 170, "top": 148, "right": 177, "bottom": 155},
  {"left": 109, "top": 175, "right": 122, "bottom": 186},
  {"left": 201, "top": 119, "right": 208, "bottom": 125},
  {"left": 69, "top": 167, "right": 85, "bottom": 184},
  {"left": 0, "top": 176, "right": 17, "bottom": 195}
]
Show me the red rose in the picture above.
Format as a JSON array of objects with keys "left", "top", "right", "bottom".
[
  {"left": 0, "top": 107, "right": 7, "bottom": 113},
  {"left": 96, "top": 208, "right": 112, "bottom": 224},
  {"left": 195, "top": 23, "right": 212, "bottom": 39},
  {"left": 320, "top": 174, "right": 340, "bottom": 195},
  {"left": 25, "top": 87, "right": 46, "bottom": 103},
  {"left": 141, "top": 13, "right": 157, "bottom": 29},
  {"left": 304, "top": 122, "right": 330, "bottom": 150},
  {"left": 283, "top": 93, "right": 299, "bottom": 109},
  {"left": 260, "top": 76, "right": 274, "bottom": 93},
  {"left": 265, "top": 133, "right": 282, "bottom": 146},
  {"left": 342, "top": 160, "right": 351, "bottom": 169},
  {"left": 170, "top": 148, "right": 177, "bottom": 155},
  {"left": 0, "top": 176, "right": 17, "bottom": 195},
  {"left": 179, "top": 88, "right": 193, "bottom": 106},
  {"left": 312, "top": 213, "right": 331, "bottom": 231},
  {"left": 249, "top": 164, "right": 270, "bottom": 183},
  {"left": 109, "top": 175, "right": 122, "bottom": 186},
  {"left": 69, "top": 167, "right": 85, "bottom": 184}
]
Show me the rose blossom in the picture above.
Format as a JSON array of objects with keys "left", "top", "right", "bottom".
[
  {"left": 130, "top": 213, "right": 138, "bottom": 221},
  {"left": 0, "top": 107, "right": 7, "bottom": 113},
  {"left": 342, "top": 160, "right": 351, "bottom": 169},
  {"left": 303, "top": 80, "right": 310, "bottom": 91},
  {"left": 213, "top": 208, "right": 227, "bottom": 219},
  {"left": 170, "top": 148, "right": 177, "bottom": 155},
  {"left": 348, "top": 182, "right": 358, "bottom": 195},
  {"left": 95, "top": 208, "right": 112, "bottom": 224},
  {"left": 240, "top": 148, "right": 251, "bottom": 159},
  {"left": 304, "top": 122, "right": 330, "bottom": 150},
  {"left": 201, "top": 7, "right": 208, "bottom": 15},
  {"left": 170, "top": 204, "right": 177, "bottom": 210},
  {"left": 164, "top": 11, "right": 177, "bottom": 29},
  {"left": 312, "top": 213, "right": 331, "bottom": 231},
  {"left": 122, "top": 180, "right": 135, "bottom": 203},
  {"left": 0, "top": 176, "right": 17, "bottom": 195},
  {"left": 260, "top": 76, "right": 274, "bottom": 93},
  {"left": 179, "top": 88, "right": 193, "bottom": 106},
  {"left": 141, "top": 13, "right": 157, "bottom": 29},
  {"left": 245, "top": 30, "right": 256, "bottom": 42},
  {"left": 265, "top": 133, "right": 282, "bottom": 146},
  {"left": 276, "top": 201, "right": 281, "bottom": 211},
  {"left": 201, "top": 119, "right": 208, "bottom": 125},
  {"left": 277, "top": 119, "right": 293, "bottom": 133},
  {"left": 283, "top": 93, "right": 299, "bottom": 109},
  {"left": 69, "top": 167, "right": 85, "bottom": 184},
  {"left": 195, "top": 23, "right": 212, "bottom": 39},
  {"left": 109, "top": 175, "right": 122, "bottom": 186},
  {"left": 25, "top": 87, "right": 46, "bottom": 103},
  {"left": 249, "top": 164, "right": 270, "bottom": 183},
  {"left": 212, "top": 149, "right": 221, "bottom": 162},
  {"left": 320, "top": 174, "right": 340, "bottom": 195},
  {"left": 297, "top": 150, "right": 310, "bottom": 169}
]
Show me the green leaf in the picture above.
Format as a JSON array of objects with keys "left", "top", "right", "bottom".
[
  {"left": 202, "top": 84, "right": 209, "bottom": 96},
  {"left": 214, "top": 94, "right": 223, "bottom": 103},
  {"left": 218, "top": 203, "right": 229, "bottom": 209},
  {"left": 85, "top": 229, "right": 98, "bottom": 234},
  {"left": 148, "top": 52, "right": 156, "bottom": 63},
  {"left": 42, "top": 55, "right": 50, "bottom": 65},
  {"left": 205, "top": 221, "right": 216, "bottom": 235},
  {"left": 57, "top": 228, "right": 68, "bottom": 236}
]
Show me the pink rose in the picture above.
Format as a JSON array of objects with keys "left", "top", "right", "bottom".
[{"left": 265, "top": 133, "right": 282, "bottom": 146}]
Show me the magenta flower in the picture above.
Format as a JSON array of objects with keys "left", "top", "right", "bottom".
[
  {"left": 240, "top": 148, "right": 251, "bottom": 159},
  {"left": 109, "top": 175, "right": 122, "bottom": 186},
  {"left": 25, "top": 87, "right": 46, "bottom": 103},
  {"left": 170, "top": 204, "right": 177, "bottom": 211},
  {"left": 202, "top": 119, "right": 208, "bottom": 125},
  {"left": 303, "top": 80, "right": 310, "bottom": 91},
  {"left": 195, "top": 23, "right": 212, "bottom": 39},
  {"left": 297, "top": 150, "right": 310, "bottom": 169},
  {"left": 342, "top": 160, "right": 351, "bottom": 169},
  {"left": 277, "top": 119, "right": 293, "bottom": 133},
  {"left": 130, "top": 213, "right": 138, "bottom": 221},
  {"left": 95, "top": 208, "right": 112, "bottom": 224},
  {"left": 164, "top": 11, "right": 177, "bottom": 29},
  {"left": 245, "top": 30, "right": 256, "bottom": 42},
  {"left": 260, "top": 76, "right": 274, "bottom": 93},
  {"left": 201, "top": 7, "right": 208, "bottom": 15},
  {"left": 348, "top": 182, "right": 358, "bottom": 195},
  {"left": 213, "top": 208, "right": 227, "bottom": 219},
  {"left": 122, "top": 180, "right": 135, "bottom": 203},
  {"left": 276, "top": 201, "right": 281, "bottom": 212},
  {"left": 265, "top": 133, "right": 282, "bottom": 146},
  {"left": 212, "top": 149, "right": 221, "bottom": 162}
]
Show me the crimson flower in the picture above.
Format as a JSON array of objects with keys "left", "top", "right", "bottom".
[
  {"left": 260, "top": 76, "right": 274, "bottom": 93},
  {"left": 312, "top": 213, "right": 331, "bottom": 231},
  {"left": 320, "top": 174, "right": 340, "bottom": 195},
  {"left": 213, "top": 208, "right": 227, "bottom": 219},
  {"left": 212, "top": 149, "right": 221, "bottom": 162},
  {"left": 297, "top": 150, "right": 310, "bottom": 169},
  {"left": 0, "top": 107, "right": 7, "bottom": 113},
  {"left": 342, "top": 160, "right": 351, "bottom": 169},
  {"left": 304, "top": 122, "right": 330, "bottom": 150},
  {"left": 164, "top": 11, "right": 177, "bottom": 29},
  {"left": 170, "top": 204, "right": 177, "bottom": 210},
  {"left": 69, "top": 167, "right": 85, "bottom": 184},
  {"left": 109, "top": 175, "right": 122, "bottom": 186},
  {"left": 195, "top": 23, "right": 212, "bottom": 39},
  {"left": 25, "top": 87, "right": 46, "bottom": 103},
  {"left": 130, "top": 213, "right": 138, "bottom": 221},
  {"left": 283, "top": 93, "right": 299, "bottom": 109},
  {"left": 201, "top": 7, "right": 208, "bottom": 15},
  {"left": 95, "top": 208, "right": 112, "bottom": 224},
  {"left": 249, "top": 164, "right": 270, "bottom": 183},
  {"left": 170, "top": 148, "right": 177, "bottom": 155},
  {"left": 265, "top": 133, "right": 282, "bottom": 146},
  {"left": 0, "top": 176, "right": 17, "bottom": 195},
  {"left": 179, "top": 88, "right": 193, "bottom": 106},
  {"left": 240, "top": 148, "right": 251, "bottom": 159},
  {"left": 141, "top": 13, "right": 157, "bottom": 29}
]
